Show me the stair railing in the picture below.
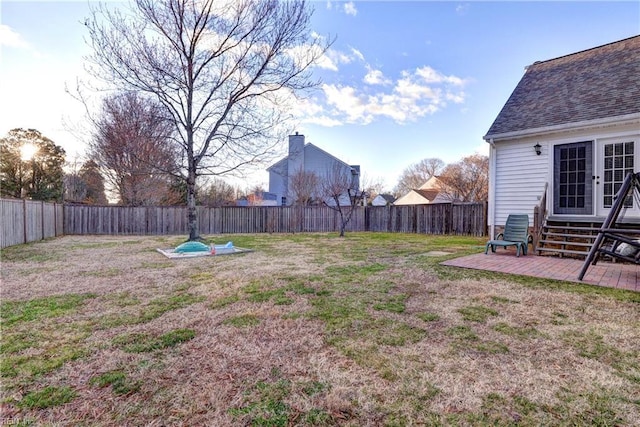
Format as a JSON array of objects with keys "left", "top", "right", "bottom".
[{"left": 532, "top": 182, "right": 548, "bottom": 250}]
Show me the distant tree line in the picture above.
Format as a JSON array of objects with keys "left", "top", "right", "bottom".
[{"left": 0, "top": 123, "right": 488, "bottom": 208}]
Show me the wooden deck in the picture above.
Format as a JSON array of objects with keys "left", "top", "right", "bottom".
[{"left": 442, "top": 249, "right": 639, "bottom": 292}]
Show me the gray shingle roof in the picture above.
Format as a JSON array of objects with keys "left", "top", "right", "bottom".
[
  {"left": 485, "top": 35, "right": 640, "bottom": 139},
  {"left": 414, "top": 189, "right": 440, "bottom": 201}
]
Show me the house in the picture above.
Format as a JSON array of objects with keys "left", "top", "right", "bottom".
[
  {"left": 370, "top": 194, "right": 395, "bottom": 206},
  {"left": 394, "top": 176, "right": 451, "bottom": 205},
  {"left": 484, "top": 35, "right": 640, "bottom": 239},
  {"left": 268, "top": 133, "right": 360, "bottom": 206},
  {"left": 236, "top": 191, "right": 278, "bottom": 207}
]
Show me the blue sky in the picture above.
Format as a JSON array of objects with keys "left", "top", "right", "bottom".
[{"left": 1, "top": 1, "right": 639, "bottom": 192}]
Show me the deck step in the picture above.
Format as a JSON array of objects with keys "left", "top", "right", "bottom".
[
  {"left": 536, "top": 219, "right": 640, "bottom": 261},
  {"left": 542, "top": 225, "right": 602, "bottom": 232},
  {"left": 542, "top": 232, "right": 597, "bottom": 239},
  {"left": 535, "top": 220, "right": 602, "bottom": 259},
  {"left": 536, "top": 247, "right": 589, "bottom": 256}
]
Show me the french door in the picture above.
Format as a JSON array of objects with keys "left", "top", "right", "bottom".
[
  {"left": 553, "top": 141, "right": 593, "bottom": 215},
  {"left": 596, "top": 139, "right": 638, "bottom": 216}
]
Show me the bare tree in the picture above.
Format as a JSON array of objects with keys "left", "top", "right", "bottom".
[
  {"left": 393, "top": 157, "right": 445, "bottom": 197},
  {"left": 84, "top": 0, "right": 330, "bottom": 240},
  {"left": 65, "top": 158, "right": 107, "bottom": 204},
  {"left": 64, "top": 156, "right": 87, "bottom": 203},
  {"left": 80, "top": 159, "right": 108, "bottom": 204},
  {"left": 289, "top": 167, "right": 320, "bottom": 206},
  {"left": 438, "top": 154, "right": 489, "bottom": 202},
  {"left": 246, "top": 184, "right": 266, "bottom": 206},
  {"left": 199, "top": 178, "right": 236, "bottom": 207},
  {"left": 320, "top": 162, "right": 364, "bottom": 237},
  {"left": 90, "top": 92, "right": 180, "bottom": 206}
]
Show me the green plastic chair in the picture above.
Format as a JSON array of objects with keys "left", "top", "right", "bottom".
[{"left": 485, "top": 214, "right": 531, "bottom": 257}]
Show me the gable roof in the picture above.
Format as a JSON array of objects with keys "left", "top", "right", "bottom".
[
  {"left": 267, "top": 142, "right": 355, "bottom": 173},
  {"left": 484, "top": 35, "right": 640, "bottom": 140},
  {"left": 418, "top": 176, "right": 443, "bottom": 190},
  {"left": 394, "top": 188, "right": 440, "bottom": 205},
  {"left": 415, "top": 189, "right": 440, "bottom": 201},
  {"left": 379, "top": 194, "right": 396, "bottom": 203}
]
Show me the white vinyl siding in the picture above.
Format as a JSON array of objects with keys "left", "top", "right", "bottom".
[
  {"left": 304, "top": 146, "right": 350, "bottom": 178},
  {"left": 268, "top": 170, "right": 285, "bottom": 202},
  {"left": 493, "top": 139, "right": 548, "bottom": 227}
]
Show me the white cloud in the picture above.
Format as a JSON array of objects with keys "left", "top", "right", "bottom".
[
  {"left": 456, "top": 3, "right": 470, "bottom": 15},
  {"left": 363, "top": 68, "right": 391, "bottom": 86},
  {"left": 446, "top": 91, "right": 465, "bottom": 104},
  {"left": 344, "top": 2, "right": 358, "bottom": 16},
  {"left": 415, "top": 66, "right": 465, "bottom": 86},
  {"left": 287, "top": 92, "right": 344, "bottom": 127},
  {"left": 350, "top": 47, "right": 365, "bottom": 62},
  {"left": 315, "top": 47, "right": 363, "bottom": 71},
  {"left": 322, "top": 84, "right": 371, "bottom": 123},
  {"left": 0, "top": 24, "right": 30, "bottom": 49},
  {"left": 302, "top": 115, "right": 343, "bottom": 127},
  {"left": 326, "top": 1, "right": 357, "bottom": 16},
  {"left": 308, "top": 65, "right": 468, "bottom": 126}
]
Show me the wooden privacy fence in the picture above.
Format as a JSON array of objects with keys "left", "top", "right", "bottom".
[
  {"left": 1, "top": 199, "right": 64, "bottom": 248},
  {"left": 63, "top": 202, "right": 487, "bottom": 237}
]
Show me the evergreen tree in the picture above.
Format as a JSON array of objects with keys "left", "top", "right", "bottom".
[{"left": 0, "top": 128, "right": 66, "bottom": 202}]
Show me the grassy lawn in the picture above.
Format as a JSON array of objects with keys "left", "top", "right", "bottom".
[{"left": 1, "top": 233, "right": 639, "bottom": 426}]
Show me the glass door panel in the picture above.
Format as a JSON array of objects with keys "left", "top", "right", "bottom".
[
  {"left": 553, "top": 141, "right": 593, "bottom": 215},
  {"left": 598, "top": 140, "right": 637, "bottom": 216}
]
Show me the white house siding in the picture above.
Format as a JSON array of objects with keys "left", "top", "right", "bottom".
[
  {"left": 490, "top": 119, "right": 640, "bottom": 237},
  {"left": 304, "top": 145, "right": 344, "bottom": 178},
  {"left": 268, "top": 171, "right": 286, "bottom": 205},
  {"left": 491, "top": 137, "right": 548, "bottom": 233}
]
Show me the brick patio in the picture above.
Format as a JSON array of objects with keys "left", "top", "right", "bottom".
[{"left": 441, "top": 249, "right": 639, "bottom": 292}]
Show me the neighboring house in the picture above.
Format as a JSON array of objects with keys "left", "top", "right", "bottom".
[
  {"left": 268, "top": 133, "right": 360, "bottom": 206},
  {"left": 394, "top": 176, "right": 451, "bottom": 205},
  {"left": 484, "top": 35, "right": 640, "bottom": 238},
  {"left": 236, "top": 191, "right": 278, "bottom": 207},
  {"left": 370, "top": 194, "right": 395, "bottom": 206}
]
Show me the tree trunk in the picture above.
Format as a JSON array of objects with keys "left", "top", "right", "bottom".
[
  {"left": 187, "top": 170, "right": 199, "bottom": 241},
  {"left": 338, "top": 210, "right": 346, "bottom": 237}
]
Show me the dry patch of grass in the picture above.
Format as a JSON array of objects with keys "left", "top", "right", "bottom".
[{"left": 1, "top": 233, "right": 639, "bottom": 426}]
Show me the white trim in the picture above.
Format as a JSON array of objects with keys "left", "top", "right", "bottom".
[
  {"left": 484, "top": 113, "right": 640, "bottom": 142},
  {"left": 488, "top": 139, "right": 497, "bottom": 237}
]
